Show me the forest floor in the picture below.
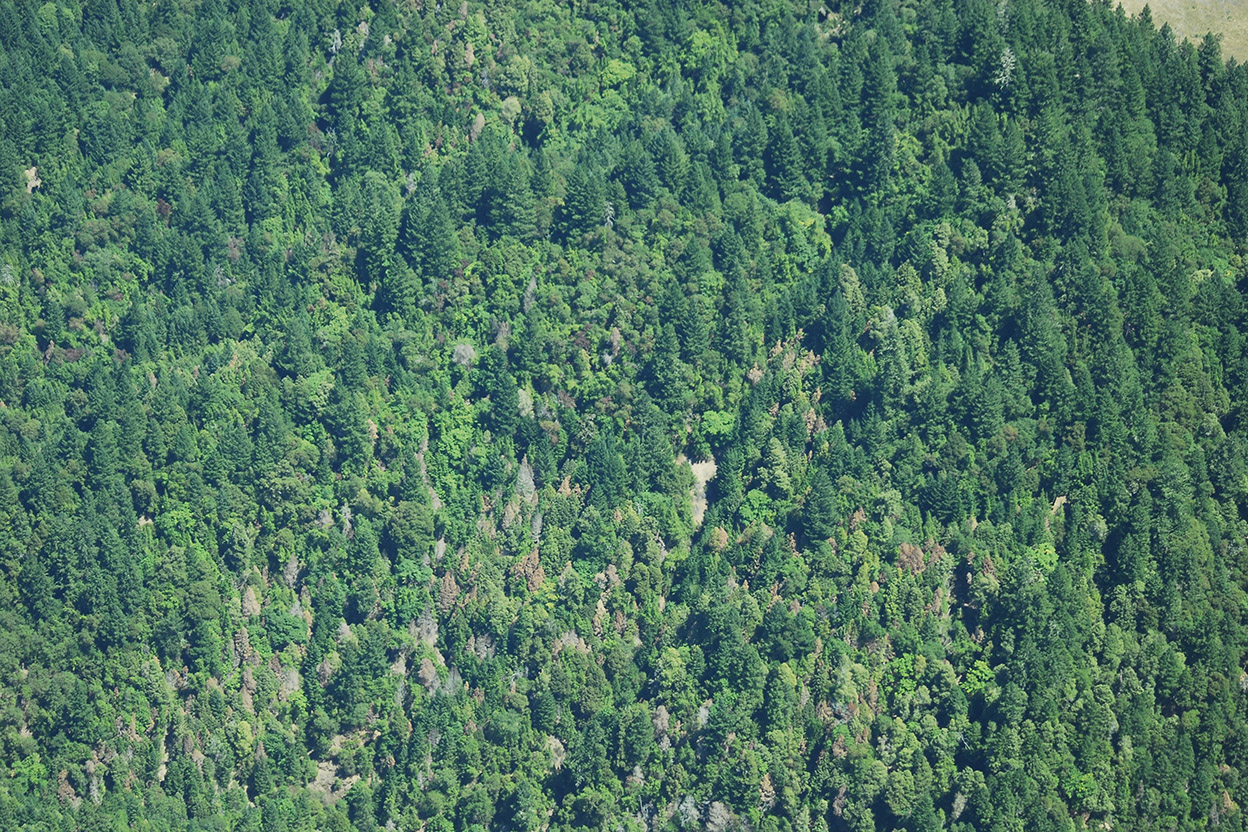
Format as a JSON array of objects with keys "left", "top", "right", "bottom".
[{"left": 1116, "top": 0, "right": 1248, "bottom": 60}]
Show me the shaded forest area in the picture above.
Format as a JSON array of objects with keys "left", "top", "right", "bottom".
[{"left": 2, "top": 0, "right": 1248, "bottom": 830}]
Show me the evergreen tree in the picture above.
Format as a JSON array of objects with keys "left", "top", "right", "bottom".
[
  {"left": 765, "top": 115, "right": 808, "bottom": 202},
  {"left": 617, "top": 139, "right": 659, "bottom": 209},
  {"left": 559, "top": 166, "right": 605, "bottom": 240}
]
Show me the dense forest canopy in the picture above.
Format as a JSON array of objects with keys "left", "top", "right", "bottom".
[{"left": 2, "top": 0, "right": 1248, "bottom": 830}]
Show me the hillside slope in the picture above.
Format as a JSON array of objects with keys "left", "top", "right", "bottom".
[
  {"left": 1, "top": 1, "right": 1248, "bottom": 831},
  {"left": 1117, "top": 0, "right": 1248, "bottom": 60}
]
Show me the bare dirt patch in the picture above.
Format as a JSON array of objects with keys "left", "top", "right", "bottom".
[{"left": 678, "top": 454, "right": 718, "bottom": 529}]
